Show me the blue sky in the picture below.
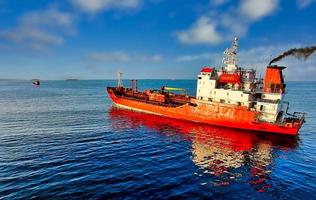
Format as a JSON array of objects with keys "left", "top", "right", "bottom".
[{"left": 0, "top": 0, "right": 315, "bottom": 80}]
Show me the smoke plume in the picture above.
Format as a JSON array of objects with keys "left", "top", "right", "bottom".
[{"left": 269, "top": 46, "right": 316, "bottom": 65}]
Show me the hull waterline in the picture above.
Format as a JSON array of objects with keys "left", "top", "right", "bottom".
[{"left": 107, "top": 90, "right": 300, "bottom": 136}]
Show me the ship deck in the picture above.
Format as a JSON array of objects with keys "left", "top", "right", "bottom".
[{"left": 107, "top": 86, "right": 196, "bottom": 108}]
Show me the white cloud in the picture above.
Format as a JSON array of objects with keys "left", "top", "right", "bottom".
[
  {"left": 176, "top": 44, "right": 301, "bottom": 65},
  {"left": 21, "top": 8, "right": 75, "bottom": 28},
  {"left": 85, "top": 64, "right": 104, "bottom": 74},
  {"left": 211, "top": 0, "right": 230, "bottom": 6},
  {"left": 0, "top": 7, "right": 76, "bottom": 50},
  {"left": 175, "top": 0, "right": 279, "bottom": 45},
  {"left": 174, "top": 44, "right": 316, "bottom": 80},
  {"left": 240, "top": 0, "right": 279, "bottom": 20},
  {"left": 137, "top": 54, "right": 162, "bottom": 63},
  {"left": 175, "top": 17, "right": 222, "bottom": 45},
  {"left": 176, "top": 53, "right": 219, "bottom": 62},
  {"left": 297, "top": 0, "right": 315, "bottom": 8},
  {"left": 87, "top": 51, "right": 162, "bottom": 63},
  {"left": 306, "top": 66, "right": 316, "bottom": 72},
  {"left": 88, "top": 51, "right": 130, "bottom": 62},
  {"left": 70, "top": 0, "right": 141, "bottom": 14},
  {"left": 1, "top": 27, "right": 63, "bottom": 46},
  {"left": 280, "top": 55, "right": 316, "bottom": 81}
]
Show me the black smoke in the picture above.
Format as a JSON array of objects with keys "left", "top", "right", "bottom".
[{"left": 269, "top": 46, "right": 316, "bottom": 65}]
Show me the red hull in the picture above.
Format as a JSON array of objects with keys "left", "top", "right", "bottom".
[{"left": 107, "top": 89, "right": 301, "bottom": 136}]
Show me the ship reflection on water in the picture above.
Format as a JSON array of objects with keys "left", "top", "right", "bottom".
[{"left": 108, "top": 107, "right": 298, "bottom": 192}]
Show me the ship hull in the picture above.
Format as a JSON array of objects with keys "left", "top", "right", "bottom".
[{"left": 107, "top": 90, "right": 300, "bottom": 135}]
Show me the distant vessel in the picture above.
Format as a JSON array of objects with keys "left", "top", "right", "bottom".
[
  {"left": 107, "top": 38, "right": 305, "bottom": 135},
  {"left": 32, "top": 79, "right": 40, "bottom": 86}
]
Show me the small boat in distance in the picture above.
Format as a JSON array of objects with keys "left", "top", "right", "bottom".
[
  {"left": 32, "top": 79, "right": 40, "bottom": 86},
  {"left": 106, "top": 37, "right": 305, "bottom": 135}
]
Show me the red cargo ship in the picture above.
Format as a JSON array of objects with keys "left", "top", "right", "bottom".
[{"left": 107, "top": 38, "right": 305, "bottom": 135}]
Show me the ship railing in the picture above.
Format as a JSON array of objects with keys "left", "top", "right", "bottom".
[
  {"left": 285, "top": 112, "right": 305, "bottom": 121},
  {"left": 277, "top": 112, "right": 305, "bottom": 130},
  {"left": 257, "top": 98, "right": 279, "bottom": 104},
  {"left": 282, "top": 100, "right": 305, "bottom": 120},
  {"left": 241, "top": 77, "right": 255, "bottom": 82},
  {"left": 255, "top": 113, "right": 304, "bottom": 125}
]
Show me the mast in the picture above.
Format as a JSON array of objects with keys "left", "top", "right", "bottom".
[
  {"left": 222, "top": 37, "right": 238, "bottom": 72},
  {"left": 117, "top": 71, "right": 123, "bottom": 88}
]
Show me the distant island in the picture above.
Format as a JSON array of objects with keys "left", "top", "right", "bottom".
[{"left": 66, "top": 79, "right": 79, "bottom": 81}]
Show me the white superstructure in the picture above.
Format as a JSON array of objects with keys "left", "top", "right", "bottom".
[{"left": 196, "top": 37, "right": 287, "bottom": 123}]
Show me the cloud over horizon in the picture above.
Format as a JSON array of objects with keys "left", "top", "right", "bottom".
[
  {"left": 174, "top": 43, "right": 316, "bottom": 81},
  {"left": 86, "top": 51, "right": 162, "bottom": 63},
  {"left": 69, "top": 0, "right": 141, "bottom": 14},
  {"left": 175, "top": 0, "right": 280, "bottom": 45},
  {"left": 0, "top": 7, "right": 76, "bottom": 51}
]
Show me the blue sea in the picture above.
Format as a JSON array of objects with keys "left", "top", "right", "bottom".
[{"left": 0, "top": 79, "right": 316, "bottom": 199}]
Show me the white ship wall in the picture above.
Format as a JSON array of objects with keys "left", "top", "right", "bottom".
[
  {"left": 196, "top": 73, "right": 216, "bottom": 100},
  {"left": 195, "top": 67, "right": 285, "bottom": 123}
]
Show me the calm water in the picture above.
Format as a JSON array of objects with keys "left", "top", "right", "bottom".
[{"left": 0, "top": 80, "right": 316, "bottom": 199}]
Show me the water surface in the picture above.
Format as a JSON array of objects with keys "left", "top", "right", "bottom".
[{"left": 0, "top": 80, "right": 315, "bottom": 199}]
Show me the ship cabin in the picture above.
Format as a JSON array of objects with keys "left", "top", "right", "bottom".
[
  {"left": 195, "top": 37, "right": 292, "bottom": 124},
  {"left": 196, "top": 64, "right": 289, "bottom": 123}
]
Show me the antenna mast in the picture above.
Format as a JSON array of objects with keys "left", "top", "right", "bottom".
[{"left": 222, "top": 37, "right": 238, "bottom": 72}]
